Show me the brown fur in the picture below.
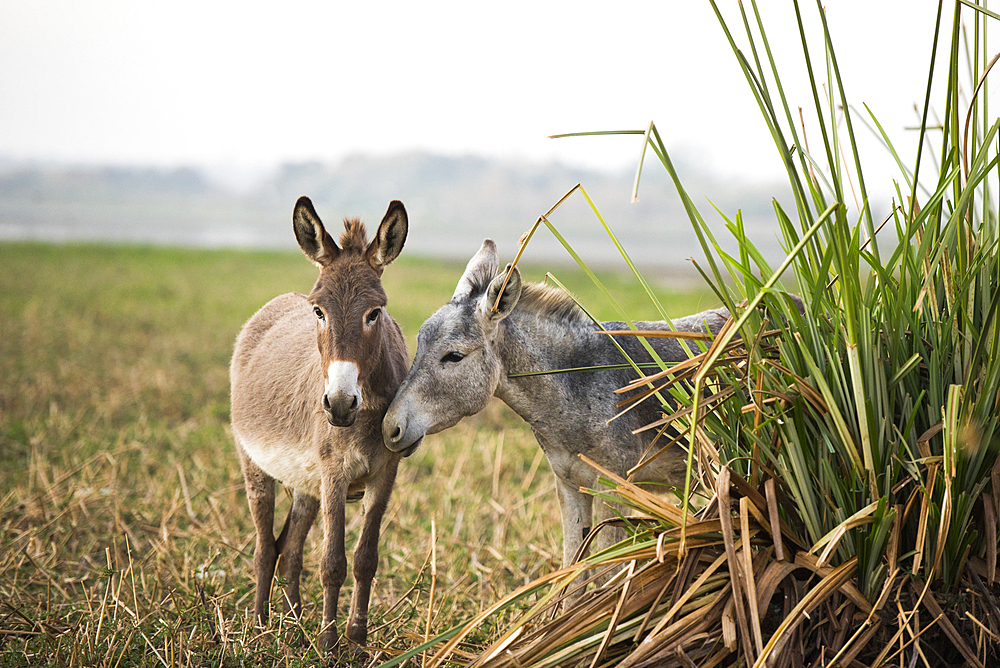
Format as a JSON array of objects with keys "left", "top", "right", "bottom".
[
  {"left": 230, "top": 198, "right": 409, "bottom": 657},
  {"left": 337, "top": 218, "right": 369, "bottom": 254}
]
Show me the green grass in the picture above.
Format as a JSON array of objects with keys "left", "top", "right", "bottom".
[{"left": 0, "top": 241, "right": 713, "bottom": 666}]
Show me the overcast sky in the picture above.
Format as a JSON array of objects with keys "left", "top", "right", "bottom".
[{"left": 1, "top": 1, "right": 983, "bottom": 188}]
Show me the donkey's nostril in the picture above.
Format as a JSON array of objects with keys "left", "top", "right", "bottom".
[
  {"left": 323, "top": 394, "right": 332, "bottom": 411},
  {"left": 390, "top": 426, "right": 402, "bottom": 442},
  {"left": 349, "top": 395, "right": 359, "bottom": 410}
]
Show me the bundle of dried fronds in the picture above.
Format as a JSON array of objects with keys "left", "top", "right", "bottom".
[{"left": 425, "top": 451, "right": 999, "bottom": 667}]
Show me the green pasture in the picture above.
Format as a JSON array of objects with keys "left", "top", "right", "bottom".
[{"left": 0, "top": 241, "right": 712, "bottom": 666}]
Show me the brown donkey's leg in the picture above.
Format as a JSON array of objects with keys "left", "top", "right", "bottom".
[
  {"left": 318, "top": 475, "right": 349, "bottom": 656},
  {"left": 237, "top": 443, "right": 277, "bottom": 628},
  {"left": 274, "top": 489, "right": 319, "bottom": 620},
  {"left": 346, "top": 456, "right": 400, "bottom": 651}
]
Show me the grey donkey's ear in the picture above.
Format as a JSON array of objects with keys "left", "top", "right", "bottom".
[
  {"left": 453, "top": 239, "right": 499, "bottom": 301},
  {"left": 293, "top": 196, "right": 339, "bottom": 267},
  {"left": 480, "top": 264, "right": 521, "bottom": 322},
  {"left": 366, "top": 200, "right": 408, "bottom": 275}
]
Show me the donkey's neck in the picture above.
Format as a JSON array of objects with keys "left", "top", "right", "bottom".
[
  {"left": 491, "top": 303, "right": 727, "bottom": 451},
  {"left": 493, "top": 308, "right": 621, "bottom": 433}
]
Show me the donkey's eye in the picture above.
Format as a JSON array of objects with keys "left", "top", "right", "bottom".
[
  {"left": 365, "top": 308, "right": 381, "bottom": 325},
  {"left": 313, "top": 306, "right": 325, "bottom": 321},
  {"left": 441, "top": 352, "right": 465, "bottom": 364}
]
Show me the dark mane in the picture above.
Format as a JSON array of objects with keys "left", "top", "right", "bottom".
[
  {"left": 339, "top": 218, "right": 369, "bottom": 254},
  {"left": 516, "top": 282, "right": 591, "bottom": 326}
]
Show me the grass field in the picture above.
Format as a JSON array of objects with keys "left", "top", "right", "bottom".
[{"left": 0, "top": 241, "right": 715, "bottom": 666}]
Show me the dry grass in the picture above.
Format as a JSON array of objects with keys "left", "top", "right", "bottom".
[{"left": 0, "top": 241, "right": 710, "bottom": 667}]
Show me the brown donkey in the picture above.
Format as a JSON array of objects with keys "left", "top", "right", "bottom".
[{"left": 230, "top": 197, "right": 411, "bottom": 655}]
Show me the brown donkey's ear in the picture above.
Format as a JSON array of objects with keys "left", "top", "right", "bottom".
[
  {"left": 293, "top": 196, "right": 340, "bottom": 267},
  {"left": 366, "top": 200, "right": 408, "bottom": 275}
]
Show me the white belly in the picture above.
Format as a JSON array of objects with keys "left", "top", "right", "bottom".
[{"left": 238, "top": 432, "right": 322, "bottom": 497}]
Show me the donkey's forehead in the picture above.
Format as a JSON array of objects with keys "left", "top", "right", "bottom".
[
  {"left": 309, "top": 260, "right": 386, "bottom": 307},
  {"left": 418, "top": 301, "right": 482, "bottom": 345}
]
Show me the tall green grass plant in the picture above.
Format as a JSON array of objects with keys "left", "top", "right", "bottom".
[{"left": 429, "top": 2, "right": 1000, "bottom": 666}]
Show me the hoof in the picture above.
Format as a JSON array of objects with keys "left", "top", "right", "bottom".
[
  {"left": 346, "top": 629, "right": 369, "bottom": 664},
  {"left": 318, "top": 629, "right": 341, "bottom": 664}
]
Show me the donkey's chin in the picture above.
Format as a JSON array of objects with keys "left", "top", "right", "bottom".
[
  {"left": 400, "top": 437, "right": 423, "bottom": 458},
  {"left": 426, "top": 415, "right": 464, "bottom": 435},
  {"left": 324, "top": 409, "right": 358, "bottom": 427}
]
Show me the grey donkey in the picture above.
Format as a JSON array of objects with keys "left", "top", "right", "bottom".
[
  {"left": 382, "top": 239, "right": 729, "bottom": 570},
  {"left": 231, "top": 197, "right": 413, "bottom": 656}
]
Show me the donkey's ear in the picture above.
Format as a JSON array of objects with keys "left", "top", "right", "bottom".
[
  {"left": 479, "top": 264, "right": 521, "bottom": 323},
  {"left": 366, "top": 200, "right": 408, "bottom": 275},
  {"left": 293, "top": 196, "right": 339, "bottom": 267},
  {"left": 453, "top": 239, "right": 499, "bottom": 301}
]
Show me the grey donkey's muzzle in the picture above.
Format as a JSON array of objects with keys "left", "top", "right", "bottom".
[{"left": 382, "top": 403, "right": 424, "bottom": 457}]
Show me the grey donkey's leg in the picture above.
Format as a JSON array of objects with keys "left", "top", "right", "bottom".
[
  {"left": 274, "top": 489, "right": 319, "bottom": 619},
  {"left": 318, "top": 475, "right": 349, "bottom": 656},
  {"left": 346, "top": 456, "right": 400, "bottom": 650},
  {"left": 557, "top": 475, "right": 628, "bottom": 595},
  {"left": 591, "top": 497, "right": 629, "bottom": 570},
  {"left": 238, "top": 443, "right": 277, "bottom": 628},
  {"left": 555, "top": 475, "right": 594, "bottom": 567}
]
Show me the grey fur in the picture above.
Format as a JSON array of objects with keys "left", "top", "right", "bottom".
[{"left": 384, "top": 239, "right": 728, "bottom": 568}]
